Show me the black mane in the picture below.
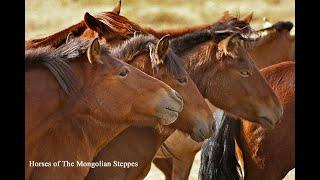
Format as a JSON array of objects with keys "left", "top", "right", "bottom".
[{"left": 170, "top": 18, "right": 252, "bottom": 55}]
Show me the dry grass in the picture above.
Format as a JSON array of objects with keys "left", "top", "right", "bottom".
[{"left": 25, "top": 0, "right": 294, "bottom": 179}]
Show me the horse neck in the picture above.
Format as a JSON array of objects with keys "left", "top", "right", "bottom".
[
  {"left": 87, "top": 125, "right": 174, "bottom": 180},
  {"left": 27, "top": 96, "right": 129, "bottom": 155},
  {"left": 144, "top": 24, "right": 212, "bottom": 39},
  {"left": 26, "top": 60, "right": 82, "bottom": 134},
  {"left": 26, "top": 106, "right": 129, "bottom": 179}
]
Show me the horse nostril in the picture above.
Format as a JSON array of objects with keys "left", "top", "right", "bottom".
[
  {"left": 174, "top": 91, "right": 183, "bottom": 102},
  {"left": 211, "top": 123, "right": 216, "bottom": 134}
]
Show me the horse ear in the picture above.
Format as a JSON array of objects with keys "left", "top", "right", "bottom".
[
  {"left": 66, "top": 32, "right": 75, "bottom": 44},
  {"left": 219, "top": 11, "right": 230, "bottom": 22},
  {"left": 216, "top": 35, "right": 237, "bottom": 60},
  {"left": 84, "top": 12, "right": 108, "bottom": 35},
  {"left": 242, "top": 12, "right": 254, "bottom": 23},
  {"left": 222, "top": 11, "right": 230, "bottom": 18},
  {"left": 263, "top": 17, "right": 273, "bottom": 28},
  {"left": 87, "top": 38, "right": 103, "bottom": 64},
  {"left": 155, "top": 35, "right": 171, "bottom": 60},
  {"left": 112, "top": 0, "right": 121, "bottom": 15}
]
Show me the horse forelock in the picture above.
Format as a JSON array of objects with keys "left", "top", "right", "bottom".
[
  {"left": 111, "top": 34, "right": 185, "bottom": 78},
  {"left": 95, "top": 12, "right": 144, "bottom": 37}
]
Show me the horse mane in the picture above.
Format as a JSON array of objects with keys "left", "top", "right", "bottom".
[
  {"left": 241, "top": 21, "right": 294, "bottom": 49},
  {"left": 25, "top": 37, "right": 109, "bottom": 96},
  {"left": 170, "top": 17, "right": 250, "bottom": 56},
  {"left": 144, "top": 24, "right": 212, "bottom": 39},
  {"left": 143, "top": 11, "right": 243, "bottom": 39},
  {"left": 199, "top": 110, "right": 242, "bottom": 180},
  {"left": 243, "top": 30, "right": 279, "bottom": 50},
  {"left": 111, "top": 34, "right": 185, "bottom": 78}
]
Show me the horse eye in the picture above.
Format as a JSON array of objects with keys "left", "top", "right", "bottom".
[
  {"left": 119, "top": 68, "right": 129, "bottom": 77},
  {"left": 240, "top": 71, "right": 250, "bottom": 77},
  {"left": 178, "top": 77, "right": 187, "bottom": 84}
]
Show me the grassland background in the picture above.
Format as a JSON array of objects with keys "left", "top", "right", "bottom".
[
  {"left": 26, "top": 0, "right": 294, "bottom": 40},
  {"left": 25, "top": 0, "right": 295, "bottom": 179}
]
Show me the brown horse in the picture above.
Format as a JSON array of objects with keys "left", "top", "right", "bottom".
[
  {"left": 199, "top": 61, "right": 294, "bottom": 180},
  {"left": 25, "top": 37, "right": 183, "bottom": 180},
  {"left": 238, "top": 61, "right": 295, "bottom": 180},
  {"left": 152, "top": 21, "right": 295, "bottom": 180},
  {"left": 245, "top": 21, "right": 295, "bottom": 69}
]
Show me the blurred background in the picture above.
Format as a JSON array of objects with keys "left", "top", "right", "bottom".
[{"left": 25, "top": 0, "right": 295, "bottom": 179}]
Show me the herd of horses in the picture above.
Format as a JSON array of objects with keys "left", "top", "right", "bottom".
[{"left": 25, "top": 1, "right": 295, "bottom": 180}]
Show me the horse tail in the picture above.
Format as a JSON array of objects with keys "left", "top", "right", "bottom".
[{"left": 199, "top": 109, "right": 242, "bottom": 180}]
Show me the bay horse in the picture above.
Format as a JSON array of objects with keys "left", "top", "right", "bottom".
[
  {"left": 152, "top": 21, "right": 295, "bottom": 180},
  {"left": 25, "top": 37, "right": 184, "bottom": 180},
  {"left": 200, "top": 61, "right": 295, "bottom": 180}
]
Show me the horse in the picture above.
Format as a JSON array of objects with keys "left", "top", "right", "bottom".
[
  {"left": 238, "top": 61, "right": 295, "bottom": 180},
  {"left": 152, "top": 21, "right": 295, "bottom": 180},
  {"left": 25, "top": 37, "right": 183, "bottom": 180},
  {"left": 200, "top": 61, "right": 295, "bottom": 180},
  {"left": 245, "top": 21, "right": 295, "bottom": 69}
]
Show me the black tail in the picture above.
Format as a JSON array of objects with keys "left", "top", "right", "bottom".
[{"left": 199, "top": 110, "right": 242, "bottom": 180}]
